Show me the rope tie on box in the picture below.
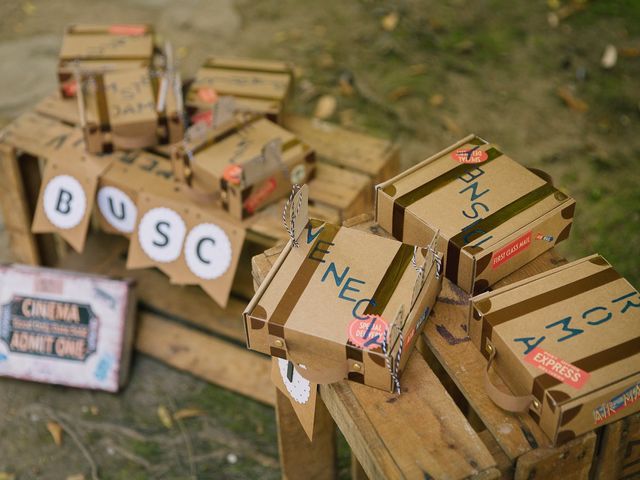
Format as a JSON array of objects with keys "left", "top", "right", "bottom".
[
  {"left": 282, "top": 184, "right": 303, "bottom": 247},
  {"left": 381, "top": 323, "right": 404, "bottom": 395}
]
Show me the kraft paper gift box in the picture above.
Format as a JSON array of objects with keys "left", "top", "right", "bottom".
[
  {"left": 186, "top": 57, "right": 294, "bottom": 124},
  {"left": 58, "top": 24, "right": 155, "bottom": 98},
  {"left": 469, "top": 254, "right": 640, "bottom": 445},
  {"left": 376, "top": 134, "right": 576, "bottom": 295},
  {"left": 172, "top": 116, "right": 315, "bottom": 220},
  {"left": 0, "top": 264, "right": 137, "bottom": 392},
  {"left": 244, "top": 214, "right": 442, "bottom": 393},
  {"left": 78, "top": 67, "right": 184, "bottom": 154}
]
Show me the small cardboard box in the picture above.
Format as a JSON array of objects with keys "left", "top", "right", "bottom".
[
  {"left": 186, "top": 57, "right": 294, "bottom": 124},
  {"left": 376, "top": 134, "right": 576, "bottom": 294},
  {"left": 58, "top": 24, "right": 155, "bottom": 98},
  {"left": 244, "top": 219, "right": 442, "bottom": 392},
  {"left": 172, "top": 116, "right": 315, "bottom": 220},
  {"left": 79, "top": 67, "right": 184, "bottom": 153},
  {"left": 0, "top": 264, "right": 137, "bottom": 392},
  {"left": 469, "top": 255, "right": 640, "bottom": 445}
]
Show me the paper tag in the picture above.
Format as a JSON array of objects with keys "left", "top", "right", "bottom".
[
  {"left": 241, "top": 138, "right": 283, "bottom": 188},
  {"left": 348, "top": 315, "right": 388, "bottom": 350},
  {"left": 271, "top": 357, "right": 318, "bottom": 441},
  {"left": 524, "top": 347, "right": 590, "bottom": 390},
  {"left": 491, "top": 231, "right": 532, "bottom": 269},
  {"left": 108, "top": 24, "right": 147, "bottom": 36},
  {"left": 451, "top": 146, "right": 488, "bottom": 164},
  {"left": 32, "top": 155, "right": 110, "bottom": 253}
]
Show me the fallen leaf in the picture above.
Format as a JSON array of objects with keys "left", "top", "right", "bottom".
[
  {"left": 47, "top": 421, "right": 63, "bottom": 446},
  {"left": 90, "top": 405, "right": 99, "bottom": 416},
  {"left": 620, "top": 47, "right": 640, "bottom": 58},
  {"left": 174, "top": 408, "right": 206, "bottom": 420},
  {"left": 388, "top": 86, "right": 411, "bottom": 101},
  {"left": 339, "top": 109, "right": 355, "bottom": 127},
  {"left": 556, "top": 86, "right": 588, "bottom": 112},
  {"left": 547, "top": 0, "right": 560, "bottom": 9},
  {"left": 429, "top": 94, "right": 445, "bottom": 107},
  {"left": 314, "top": 95, "right": 337, "bottom": 119},
  {"left": 442, "top": 115, "right": 462, "bottom": 134},
  {"left": 0, "top": 473, "right": 16, "bottom": 480},
  {"left": 157, "top": 405, "right": 173, "bottom": 429},
  {"left": 338, "top": 73, "right": 354, "bottom": 96},
  {"left": 455, "top": 39, "right": 475, "bottom": 53},
  {"left": 601, "top": 44, "right": 617, "bottom": 69},
  {"left": 408, "top": 63, "right": 427, "bottom": 75},
  {"left": 66, "top": 475, "right": 85, "bottom": 480},
  {"left": 381, "top": 12, "right": 399, "bottom": 31},
  {"left": 318, "top": 52, "right": 334, "bottom": 69}
]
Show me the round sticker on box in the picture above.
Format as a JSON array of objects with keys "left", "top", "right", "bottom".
[
  {"left": 290, "top": 164, "right": 306, "bottom": 185},
  {"left": 184, "top": 223, "right": 232, "bottom": 280},
  {"left": 138, "top": 207, "right": 186, "bottom": 263},
  {"left": 43, "top": 174, "right": 87, "bottom": 229},
  {"left": 97, "top": 186, "right": 137, "bottom": 233},
  {"left": 348, "top": 315, "right": 389, "bottom": 350},
  {"left": 451, "top": 147, "right": 488, "bottom": 164},
  {"left": 278, "top": 358, "right": 311, "bottom": 404}
]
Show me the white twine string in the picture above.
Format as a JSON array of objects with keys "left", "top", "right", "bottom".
[{"left": 282, "top": 184, "right": 303, "bottom": 247}]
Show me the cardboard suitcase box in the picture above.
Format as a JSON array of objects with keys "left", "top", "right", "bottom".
[
  {"left": 172, "top": 116, "right": 315, "bottom": 220},
  {"left": 244, "top": 210, "right": 442, "bottom": 393},
  {"left": 78, "top": 67, "right": 184, "bottom": 153},
  {"left": 186, "top": 57, "right": 294, "bottom": 124},
  {"left": 0, "top": 264, "right": 137, "bottom": 392},
  {"left": 376, "top": 134, "right": 576, "bottom": 294},
  {"left": 469, "top": 254, "right": 640, "bottom": 445},
  {"left": 58, "top": 23, "right": 155, "bottom": 98}
]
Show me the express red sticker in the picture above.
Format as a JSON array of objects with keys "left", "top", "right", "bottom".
[
  {"left": 198, "top": 87, "right": 218, "bottom": 104},
  {"left": 222, "top": 164, "right": 243, "bottom": 186},
  {"left": 491, "top": 231, "right": 532, "bottom": 269},
  {"left": 451, "top": 147, "right": 489, "bottom": 164},
  {"left": 524, "top": 347, "right": 590, "bottom": 390},
  {"left": 348, "top": 315, "right": 388, "bottom": 350},
  {"left": 243, "top": 178, "right": 277, "bottom": 214},
  {"left": 191, "top": 110, "right": 213, "bottom": 127},
  {"left": 62, "top": 80, "right": 77, "bottom": 97}
]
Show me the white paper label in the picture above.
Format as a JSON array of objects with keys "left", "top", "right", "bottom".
[
  {"left": 97, "top": 186, "right": 137, "bottom": 233},
  {"left": 43, "top": 175, "right": 87, "bottom": 230},
  {"left": 138, "top": 207, "right": 186, "bottom": 263},
  {"left": 184, "top": 223, "right": 232, "bottom": 280},
  {"left": 278, "top": 358, "right": 311, "bottom": 404}
]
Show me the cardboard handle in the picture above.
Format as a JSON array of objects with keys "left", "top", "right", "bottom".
[{"left": 484, "top": 346, "right": 534, "bottom": 413}]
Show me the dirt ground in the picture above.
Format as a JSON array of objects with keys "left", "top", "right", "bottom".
[{"left": 0, "top": 0, "right": 638, "bottom": 479}]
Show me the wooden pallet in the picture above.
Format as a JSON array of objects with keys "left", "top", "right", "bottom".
[
  {"left": 251, "top": 214, "right": 639, "bottom": 480},
  {"left": 0, "top": 99, "right": 398, "bottom": 406}
]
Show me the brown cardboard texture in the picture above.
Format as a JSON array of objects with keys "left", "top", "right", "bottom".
[
  {"left": 186, "top": 57, "right": 293, "bottom": 123},
  {"left": 172, "top": 116, "right": 315, "bottom": 220},
  {"left": 127, "top": 189, "right": 245, "bottom": 308},
  {"left": 79, "top": 68, "right": 183, "bottom": 153},
  {"left": 376, "top": 134, "right": 576, "bottom": 294},
  {"left": 32, "top": 149, "right": 111, "bottom": 253},
  {"left": 469, "top": 254, "right": 640, "bottom": 445},
  {"left": 243, "top": 218, "right": 442, "bottom": 393},
  {"left": 58, "top": 24, "right": 154, "bottom": 98}
]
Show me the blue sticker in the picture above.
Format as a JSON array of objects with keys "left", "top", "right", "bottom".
[
  {"left": 94, "top": 353, "right": 114, "bottom": 382},
  {"left": 0, "top": 353, "right": 7, "bottom": 362}
]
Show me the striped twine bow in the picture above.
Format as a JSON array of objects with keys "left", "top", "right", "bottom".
[
  {"left": 381, "top": 324, "right": 404, "bottom": 395},
  {"left": 282, "top": 184, "right": 303, "bottom": 247}
]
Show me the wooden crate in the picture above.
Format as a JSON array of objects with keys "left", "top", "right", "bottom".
[
  {"left": 251, "top": 214, "right": 637, "bottom": 480},
  {"left": 0, "top": 104, "right": 398, "bottom": 404}
]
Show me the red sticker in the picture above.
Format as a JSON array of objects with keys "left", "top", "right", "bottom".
[
  {"left": 451, "top": 147, "right": 489, "bottom": 164},
  {"left": 524, "top": 347, "right": 590, "bottom": 390},
  {"left": 198, "top": 87, "right": 218, "bottom": 104},
  {"left": 62, "top": 79, "right": 77, "bottom": 97},
  {"left": 108, "top": 24, "right": 147, "bottom": 36},
  {"left": 191, "top": 110, "right": 213, "bottom": 127},
  {"left": 243, "top": 177, "right": 277, "bottom": 214},
  {"left": 222, "top": 164, "right": 243, "bottom": 186},
  {"left": 348, "top": 315, "right": 388, "bottom": 350},
  {"left": 491, "top": 231, "right": 532, "bottom": 269}
]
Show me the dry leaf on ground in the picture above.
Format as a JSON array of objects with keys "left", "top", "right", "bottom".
[
  {"left": 47, "top": 421, "right": 63, "bottom": 446},
  {"left": 157, "top": 405, "right": 174, "bottom": 429}
]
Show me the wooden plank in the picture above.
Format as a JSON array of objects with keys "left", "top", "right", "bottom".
[
  {"left": 0, "top": 144, "right": 40, "bottom": 264},
  {"left": 136, "top": 313, "right": 274, "bottom": 405},
  {"left": 513, "top": 432, "right": 596, "bottom": 480},
  {"left": 275, "top": 390, "right": 337, "bottom": 480},
  {"left": 594, "top": 412, "right": 640, "bottom": 480},
  {"left": 308, "top": 163, "right": 371, "bottom": 222},
  {"left": 478, "top": 430, "right": 513, "bottom": 479},
  {"left": 351, "top": 454, "right": 369, "bottom": 480}
]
